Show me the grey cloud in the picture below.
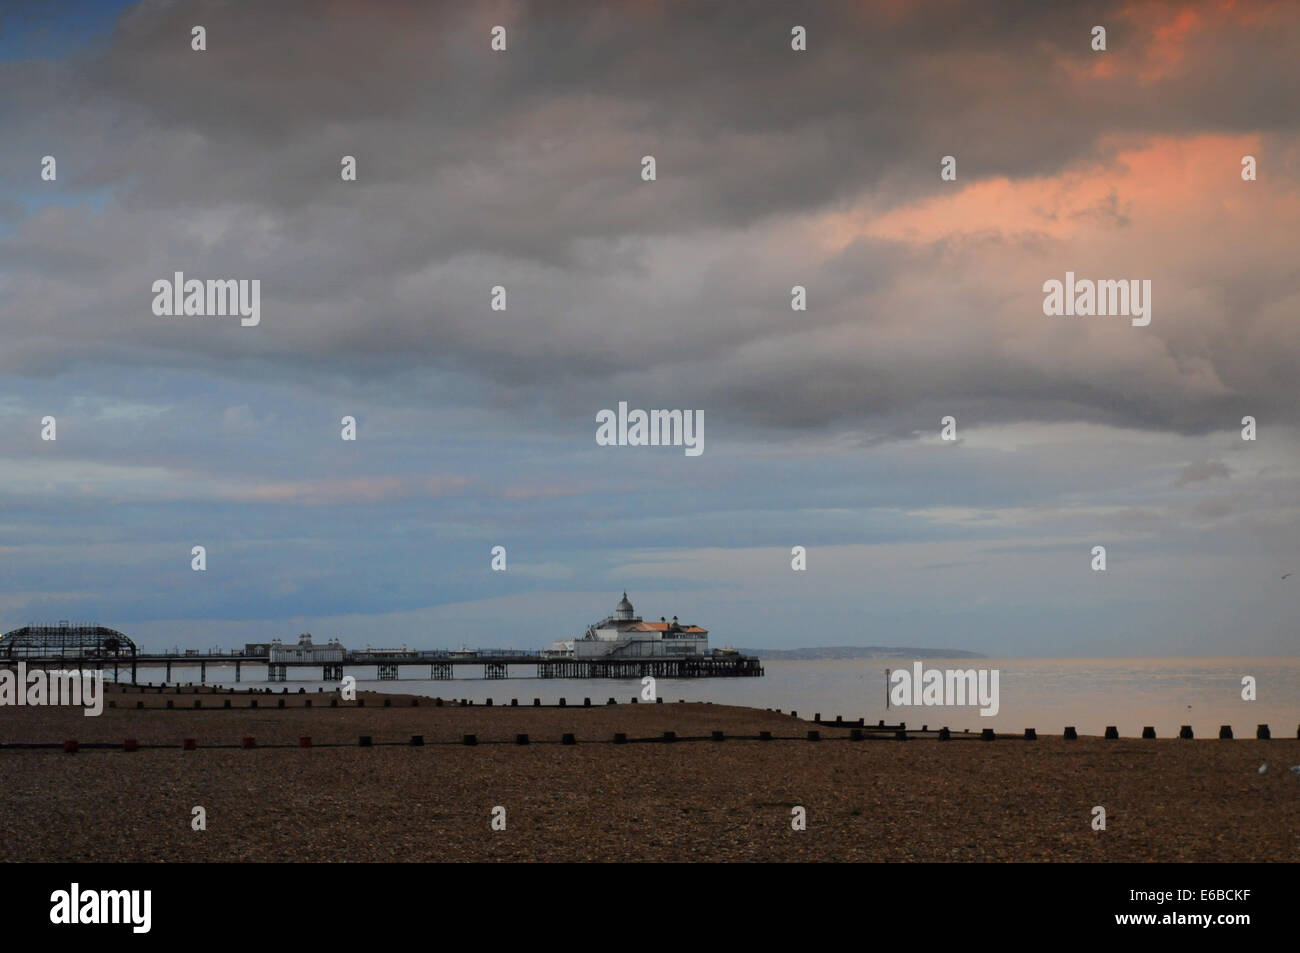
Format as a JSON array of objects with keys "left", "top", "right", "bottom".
[{"left": 1175, "top": 459, "right": 1231, "bottom": 487}]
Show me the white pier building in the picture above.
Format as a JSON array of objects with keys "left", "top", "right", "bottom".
[{"left": 545, "top": 593, "right": 709, "bottom": 659}]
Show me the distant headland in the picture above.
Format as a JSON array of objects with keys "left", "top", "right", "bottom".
[{"left": 736, "top": 646, "right": 986, "bottom": 660}]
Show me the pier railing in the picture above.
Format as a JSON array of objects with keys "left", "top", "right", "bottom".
[{"left": 5, "top": 648, "right": 764, "bottom": 682}]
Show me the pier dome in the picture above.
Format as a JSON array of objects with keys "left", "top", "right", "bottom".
[
  {"left": 0, "top": 623, "right": 136, "bottom": 660},
  {"left": 615, "top": 592, "right": 635, "bottom": 621}
]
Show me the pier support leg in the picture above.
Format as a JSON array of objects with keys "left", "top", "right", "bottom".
[
  {"left": 165, "top": 659, "right": 171, "bottom": 682},
  {"left": 235, "top": 660, "right": 241, "bottom": 683},
  {"left": 200, "top": 660, "right": 206, "bottom": 684}
]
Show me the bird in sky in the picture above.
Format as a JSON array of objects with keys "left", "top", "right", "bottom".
[{"left": 1283, "top": 573, "right": 1293, "bottom": 580}]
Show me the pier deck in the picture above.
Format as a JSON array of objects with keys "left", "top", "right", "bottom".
[{"left": 3, "top": 649, "right": 763, "bottom": 683}]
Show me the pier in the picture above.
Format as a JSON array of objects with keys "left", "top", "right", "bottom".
[
  {"left": 0, "top": 624, "right": 762, "bottom": 684},
  {"left": 10, "top": 650, "right": 763, "bottom": 683}
]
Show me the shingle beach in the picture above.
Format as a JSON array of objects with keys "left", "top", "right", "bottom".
[{"left": 2, "top": 685, "right": 1296, "bottom": 862}]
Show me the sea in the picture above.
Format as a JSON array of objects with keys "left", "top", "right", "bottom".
[{"left": 125, "top": 656, "right": 1300, "bottom": 739}]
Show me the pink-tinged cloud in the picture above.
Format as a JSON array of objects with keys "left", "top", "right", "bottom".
[
  {"left": 1060, "top": 2, "right": 1284, "bottom": 85},
  {"left": 784, "top": 130, "right": 1296, "bottom": 430},
  {"left": 224, "top": 476, "right": 469, "bottom": 505},
  {"left": 849, "top": 133, "right": 1268, "bottom": 246},
  {"left": 501, "top": 481, "right": 595, "bottom": 501}
]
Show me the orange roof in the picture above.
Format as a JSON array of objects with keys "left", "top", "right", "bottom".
[{"left": 628, "top": 622, "right": 708, "bottom": 634}]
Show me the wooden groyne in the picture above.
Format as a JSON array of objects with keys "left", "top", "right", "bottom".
[{"left": 27, "top": 719, "right": 1300, "bottom": 753}]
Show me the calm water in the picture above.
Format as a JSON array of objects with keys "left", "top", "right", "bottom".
[{"left": 133, "top": 657, "right": 1300, "bottom": 738}]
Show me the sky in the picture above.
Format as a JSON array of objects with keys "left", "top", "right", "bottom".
[{"left": 0, "top": 0, "right": 1297, "bottom": 657}]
